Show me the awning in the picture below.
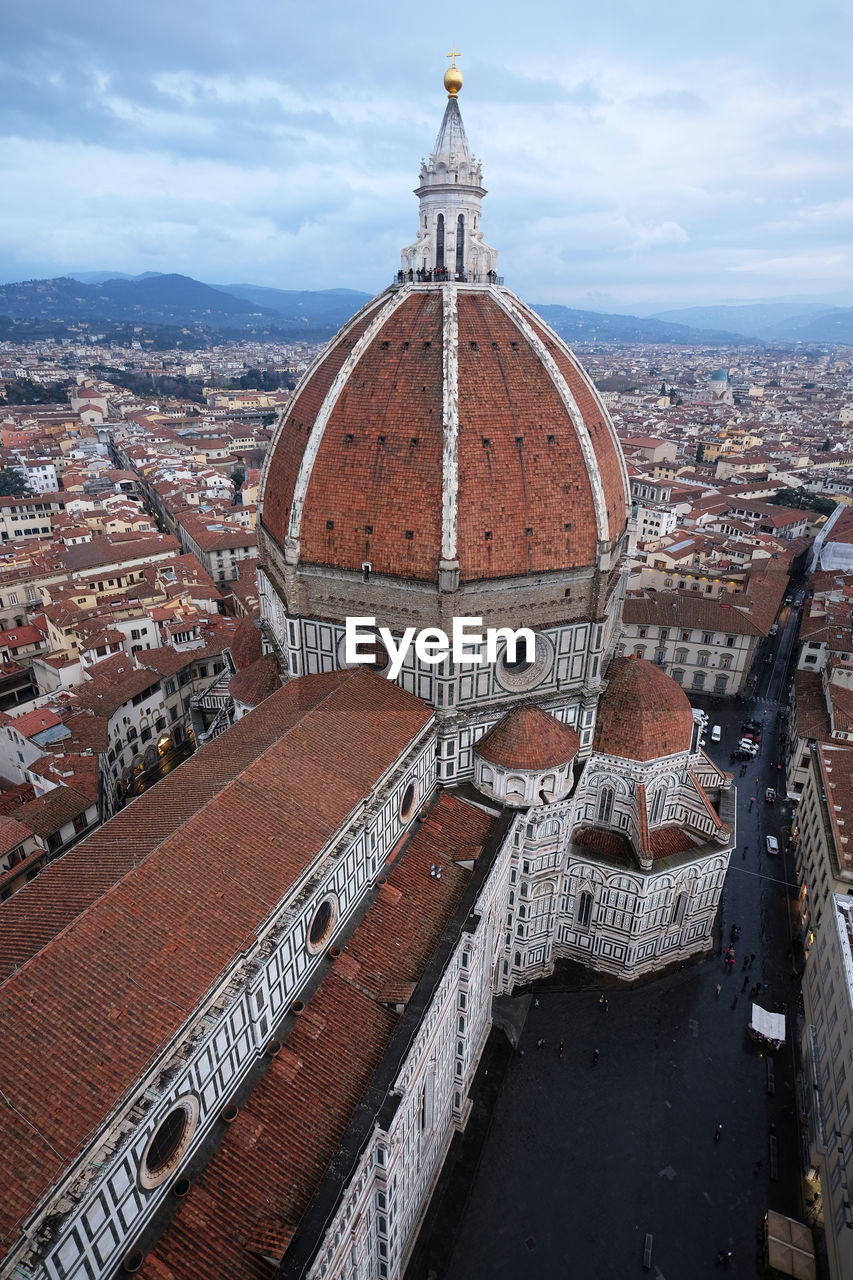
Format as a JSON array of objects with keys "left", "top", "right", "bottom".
[
  {"left": 751, "top": 1003, "right": 786, "bottom": 1043},
  {"left": 765, "top": 1210, "right": 816, "bottom": 1280}
]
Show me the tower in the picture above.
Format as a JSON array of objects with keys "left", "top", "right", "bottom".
[{"left": 399, "top": 50, "right": 499, "bottom": 283}]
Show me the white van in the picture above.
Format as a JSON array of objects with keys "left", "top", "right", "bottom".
[{"left": 711, "top": 725, "right": 722, "bottom": 742}]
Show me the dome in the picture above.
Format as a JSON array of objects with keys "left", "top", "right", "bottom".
[
  {"left": 259, "top": 284, "right": 629, "bottom": 590},
  {"left": 476, "top": 705, "right": 580, "bottom": 770},
  {"left": 593, "top": 657, "right": 695, "bottom": 761}
]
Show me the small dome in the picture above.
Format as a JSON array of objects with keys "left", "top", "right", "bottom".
[
  {"left": 228, "top": 654, "right": 281, "bottom": 710},
  {"left": 476, "top": 705, "right": 580, "bottom": 770},
  {"left": 594, "top": 657, "right": 694, "bottom": 761}
]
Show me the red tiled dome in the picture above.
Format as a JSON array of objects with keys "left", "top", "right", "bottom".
[
  {"left": 476, "top": 705, "right": 580, "bottom": 770},
  {"left": 228, "top": 654, "right": 281, "bottom": 709},
  {"left": 260, "top": 285, "right": 628, "bottom": 585},
  {"left": 594, "top": 657, "right": 695, "bottom": 761}
]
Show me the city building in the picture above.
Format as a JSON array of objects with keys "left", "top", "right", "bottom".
[{"left": 801, "top": 896, "right": 853, "bottom": 1280}]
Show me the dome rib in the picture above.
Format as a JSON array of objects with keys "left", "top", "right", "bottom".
[
  {"left": 487, "top": 289, "right": 611, "bottom": 545},
  {"left": 594, "top": 657, "right": 695, "bottom": 761}
]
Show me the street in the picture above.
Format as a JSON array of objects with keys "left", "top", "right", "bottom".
[{"left": 408, "top": 623, "right": 807, "bottom": 1279}]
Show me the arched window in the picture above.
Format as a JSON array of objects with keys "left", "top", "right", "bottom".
[
  {"left": 456, "top": 214, "right": 465, "bottom": 276},
  {"left": 506, "top": 775, "right": 526, "bottom": 802},
  {"left": 672, "top": 668, "right": 684, "bottom": 685},
  {"left": 577, "top": 890, "right": 593, "bottom": 928},
  {"left": 633, "top": 645, "right": 646, "bottom": 659},
  {"left": 597, "top": 787, "right": 614, "bottom": 824},
  {"left": 670, "top": 892, "right": 687, "bottom": 927},
  {"left": 650, "top": 787, "right": 665, "bottom": 826},
  {"left": 436, "top": 214, "right": 445, "bottom": 269}
]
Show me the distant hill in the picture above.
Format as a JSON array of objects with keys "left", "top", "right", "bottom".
[
  {"left": 5, "top": 273, "right": 842, "bottom": 347},
  {"left": 215, "top": 283, "right": 373, "bottom": 330},
  {"left": 652, "top": 302, "right": 852, "bottom": 342},
  {"left": 0, "top": 274, "right": 289, "bottom": 330},
  {"left": 531, "top": 304, "right": 748, "bottom": 346}
]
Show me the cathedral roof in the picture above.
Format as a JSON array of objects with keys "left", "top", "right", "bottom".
[
  {"left": 140, "top": 792, "right": 495, "bottom": 1279},
  {"left": 0, "top": 669, "right": 432, "bottom": 1251},
  {"left": 475, "top": 705, "right": 580, "bottom": 770},
  {"left": 260, "top": 285, "right": 629, "bottom": 585},
  {"left": 594, "top": 656, "right": 695, "bottom": 761}
]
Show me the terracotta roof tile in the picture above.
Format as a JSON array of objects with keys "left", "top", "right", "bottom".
[
  {"left": 475, "top": 705, "right": 579, "bottom": 769},
  {"left": 0, "top": 669, "right": 433, "bottom": 1252},
  {"left": 139, "top": 795, "right": 494, "bottom": 1280},
  {"left": 594, "top": 657, "right": 695, "bottom": 761},
  {"left": 262, "top": 288, "right": 628, "bottom": 584}
]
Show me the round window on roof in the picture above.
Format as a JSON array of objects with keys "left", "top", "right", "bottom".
[
  {"left": 494, "top": 632, "right": 554, "bottom": 692},
  {"left": 337, "top": 630, "right": 391, "bottom": 675},
  {"left": 400, "top": 779, "right": 418, "bottom": 820},
  {"left": 139, "top": 1096, "right": 199, "bottom": 1190},
  {"left": 306, "top": 894, "right": 338, "bottom": 954}
]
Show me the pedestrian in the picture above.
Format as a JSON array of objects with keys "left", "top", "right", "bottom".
[
  {"left": 533, "top": 998, "right": 539, "bottom": 1008},
  {"left": 537, "top": 1038, "right": 545, "bottom": 1049},
  {"left": 742, "top": 976, "right": 749, "bottom": 992},
  {"left": 715, "top": 983, "right": 722, "bottom": 999},
  {"left": 591, "top": 1047, "right": 599, "bottom": 1064},
  {"left": 714, "top": 1122, "right": 723, "bottom": 1141},
  {"left": 558, "top": 1040, "right": 564, "bottom": 1057},
  {"left": 750, "top": 953, "right": 755, "bottom": 965}
]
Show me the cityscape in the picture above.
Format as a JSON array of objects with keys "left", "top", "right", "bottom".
[{"left": 2, "top": 7, "right": 853, "bottom": 1280}]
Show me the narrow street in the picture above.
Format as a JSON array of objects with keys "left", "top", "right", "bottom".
[{"left": 410, "top": 615, "right": 808, "bottom": 1280}]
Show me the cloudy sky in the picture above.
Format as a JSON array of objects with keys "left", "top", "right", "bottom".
[{"left": 2, "top": 0, "right": 852, "bottom": 312}]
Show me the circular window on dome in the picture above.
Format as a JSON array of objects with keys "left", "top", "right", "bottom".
[
  {"left": 306, "top": 894, "right": 339, "bottom": 954},
  {"left": 400, "top": 779, "right": 418, "bottom": 820},
  {"left": 337, "top": 631, "right": 391, "bottom": 676},
  {"left": 139, "top": 1096, "right": 199, "bottom": 1191},
  {"left": 494, "top": 632, "right": 554, "bottom": 692}
]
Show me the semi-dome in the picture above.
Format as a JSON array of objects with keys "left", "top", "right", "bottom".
[
  {"left": 476, "top": 705, "right": 580, "bottom": 770},
  {"left": 593, "top": 656, "right": 696, "bottom": 761},
  {"left": 259, "top": 284, "right": 629, "bottom": 589}
]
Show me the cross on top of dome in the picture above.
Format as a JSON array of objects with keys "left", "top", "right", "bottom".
[{"left": 444, "top": 45, "right": 463, "bottom": 98}]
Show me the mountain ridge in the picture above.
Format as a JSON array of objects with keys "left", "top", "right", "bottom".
[{"left": 3, "top": 272, "right": 849, "bottom": 345}]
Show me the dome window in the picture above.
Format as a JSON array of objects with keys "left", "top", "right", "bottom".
[
  {"left": 307, "top": 894, "right": 338, "bottom": 953},
  {"left": 400, "top": 780, "right": 418, "bottom": 820},
  {"left": 139, "top": 1097, "right": 199, "bottom": 1190},
  {"left": 494, "top": 632, "right": 553, "bottom": 692}
]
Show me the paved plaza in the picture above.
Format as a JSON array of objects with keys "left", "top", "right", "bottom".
[{"left": 408, "top": 611, "right": 809, "bottom": 1279}]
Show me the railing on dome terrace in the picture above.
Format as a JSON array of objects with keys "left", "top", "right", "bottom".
[{"left": 393, "top": 268, "right": 504, "bottom": 286}]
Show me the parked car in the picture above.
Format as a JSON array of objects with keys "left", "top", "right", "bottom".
[
  {"left": 766, "top": 835, "right": 779, "bottom": 855},
  {"left": 765, "top": 788, "right": 776, "bottom": 804},
  {"left": 711, "top": 725, "right": 722, "bottom": 742},
  {"left": 743, "top": 720, "right": 762, "bottom": 732}
]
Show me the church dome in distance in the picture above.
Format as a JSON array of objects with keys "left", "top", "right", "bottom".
[
  {"left": 593, "top": 657, "right": 695, "bottom": 761},
  {"left": 475, "top": 705, "right": 580, "bottom": 770}
]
